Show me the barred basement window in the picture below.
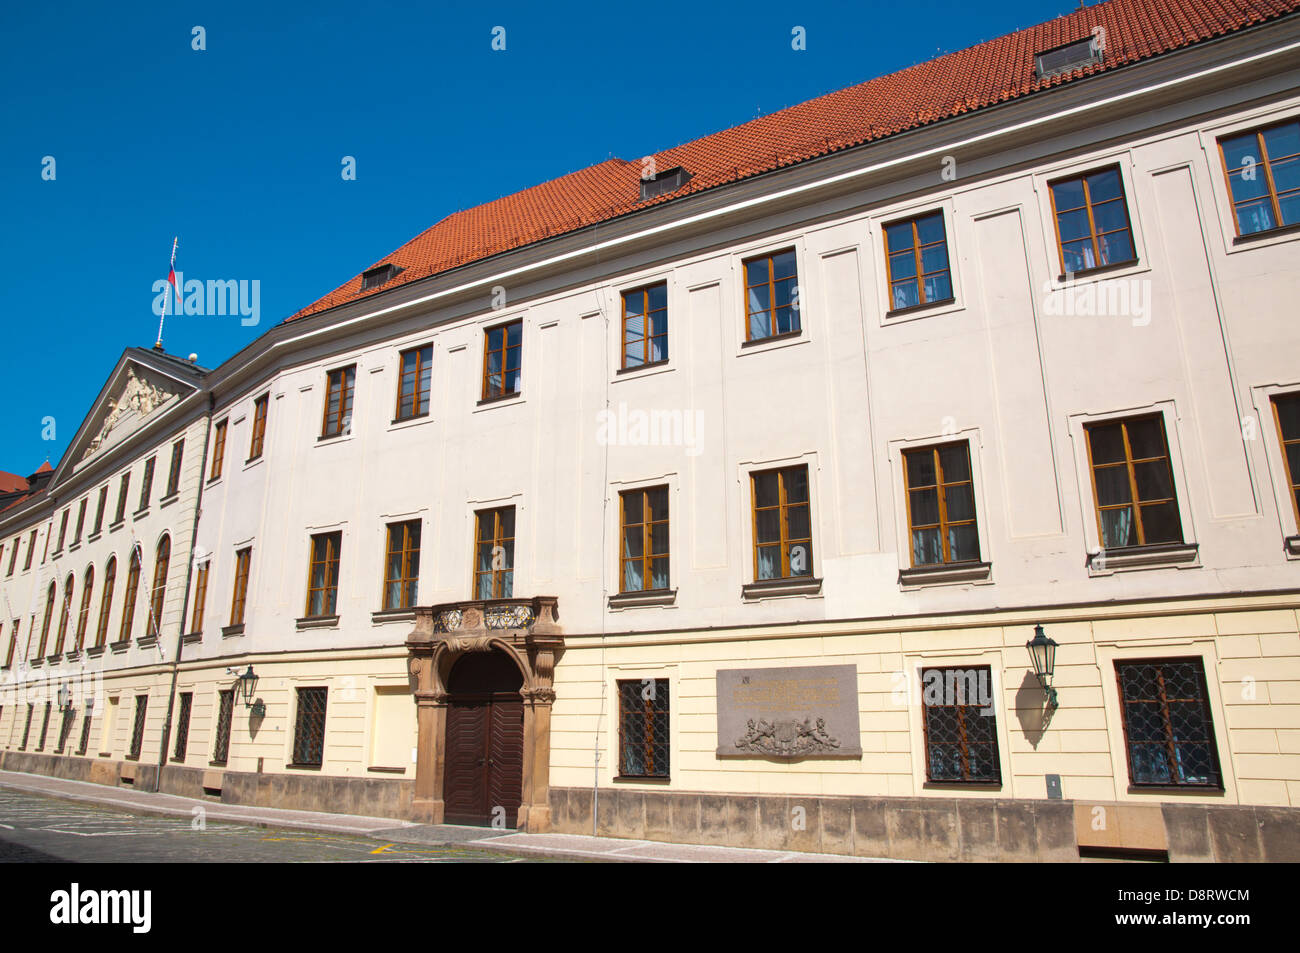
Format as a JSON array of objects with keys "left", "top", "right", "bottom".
[
  {"left": 750, "top": 465, "right": 813, "bottom": 580},
  {"left": 56, "top": 705, "right": 76, "bottom": 754},
  {"left": 77, "top": 702, "right": 94, "bottom": 756},
  {"left": 128, "top": 694, "right": 148, "bottom": 760},
  {"left": 248, "top": 393, "right": 269, "bottom": 460},
  {"left": 37, "top": 701, "right": 51, "bottom": 751},
  {"left": 20, "top": 703, "right": 33, "bottom": 750},
  {"left": 173, "top": 692, "right": 193, "bottom": 762},
  {"left": 922, "top": 666, "right": 1000, "bottom": 783},
  {"left": 1085, "top": 414, "right": 1182, "bottom": 549},
  {"left": 1116, "top": 659, "right": 1222, "bottom": 788},
  {"left": 212, "top": 689, "right": 234, "bottom": 764},
  {"left": 292, "top": 687, "right": 328, "bottom": 767},
  {"left": 617, "top": 679, "right": 669, "bottom": 778},
  {"left": 382, "top": 520, "right": 420, "bottom": 610}
]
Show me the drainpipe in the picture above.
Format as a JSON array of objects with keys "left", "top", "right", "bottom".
[{"left": 153, "top": 392, "right": 214, "bottom": 792}]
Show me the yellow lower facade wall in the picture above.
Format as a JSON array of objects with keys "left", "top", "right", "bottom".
[{"left": 550, "top": 598, "right": 1300, "bottom": 808}]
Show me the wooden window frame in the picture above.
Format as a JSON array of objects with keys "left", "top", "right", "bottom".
[
  {"left": 4, "top": 619, "right": 17, "bottom": 668},
  {"left": 53, "top": 573, "right": 74, "bottom": 655},
  {"left": 320, "top": 366, "right": 356, "bottom": 438},
  {"left": 73, "top": 498, "right": 87, "bottom": 545},
  {"left": 74, "top": 565, "right": 94, "bottom": 650},
  {"left": 147, "top": 535, "right": 170, "bottom": 639},
  {"left": 473, "top": 507, "right": 514, "bottom": 600},
  {"left": 882, "top": 211, "right": 954, "bottom": 312},
  {"left": 902, "top": 442, "right": 981, "bottom": 567},
  {"left": 920, "top": 665, "right": 1001, "bottom": 784},
  {"left": 92, "top": 485, "right": 108, "bottom": 535},
  {"left": 114, "top": 473, "right": 131, "bottom": 524},
  {"left": 480, "top": 320, "right": 523, "bottom": 401},
  {"left": 137, "top": 458, "right": 155, "bottom": 512},
  {"left": 382, "top": 521, "right": 421, "bottom": 610},
  {"left": 1217, "top": 118, "right": 1300, "bottom": 237},
  {"left": 1271, "top": 393, "right": 1300, "bottom": 528},
  {"left": 231, "top": 548, "right": 251, "bottom": 625},
  {"left": 618, "top": 486, "right": 670, "bottom": 593},
  {"left": 119, "top": 547, "right": 142, "bottom": 642},
  {"left": 7, "top": 538, "right": 17, "bottom": 575},
  {"left": 165, "top": 439, "right": 184, "bottom": 497},
  {"left": 616, "top": 678, "right": 670, "bottom": 779},
  {"left": 394, "top": 344, "right": 433, "bottom": 421},
  {"left": 620, "top": 283, "right": 669, "bottom": 370},
  {"left": 742, "top": 247, "right": 800, "bottom": 342},
  {"left": 1047, "top": 165, "right": 1137, "bottom": 276},
  {"left": 304, "top": 533, "right": 341, "bottom": 618},
  {"left": 56, "top": 510, "right": 68, "bottom": 553},
  {"left": 95, "top": 557, "right": 116, "bottom": 648},
  {"left": 190, "top": 561, "right": 209, "bottom": 634},
  {"left": 248, "top": 393, "right": 269, "bottom": 460},
  {"left": 209, "top": 419, "right": 228, "bottom": 480},
  {"left": 1083, "top": 414, "right": 1183, "bottom": 550},
  {"left": 749, "top": 465, "right": 813, "bottom": 581},
  {"left": 1115, "top": 658, "right": 1224, "bottom": 789},
  {"left": 37, "top": 582, "right": 56, "bottom": 657},
  {"left": 23, "top": 530, "right": 36, "bottom": 570}
]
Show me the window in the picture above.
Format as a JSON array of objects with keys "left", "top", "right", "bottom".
[
  {"left": 1272, "top": 394, "right": 1300, "bottom": 527},
  {"left": 165, "top": 440, "right": 184, "bottom": 497},
  {"left": 77, "top": 701, "right": 94, "bottom": 756},
  {"left": 147, "top": 535, "right": 170, "bottom": 639},
  {"left": 1116, "top": 659, "right": 1222, "bottom": 788},
  {"left": 1085, "top": 415, "right": 1182, "bottom": 549},
  {"left": 1034, "top": 35, "right": 1102, "bottom": 78},
  {"left": 42, "top": 521, "right": 51, "bottom": 563},
  {"left": 95, "top": 556, "right": 116, "bottom": 647},
  {"left": 137, "top": 457, "right": 155, "bottom": 511},
  {"left": 884, "top": 212, "right": 953, "bottom": 311},
  {"left": 173, "top": 692, "right": 192, "bottom": 761},
  {"left": 57, "top": 704, "right": 75, "bottom": 754},
  {"left": 74, "top": 566, "right": 94, "bottom": 650},
  {"left": 209, "top": 420, "right": 228, "bottom": 480},
  {"left": 750, "top": 465, "right": 813, "bottom": 580},
  {"left": 292, "top": 687, "right": 328, "bottom": 767},
  {"left": 73, "top": 498, "right": 87, "bottom": 545},
  {"left": 305, "top": 533, "right": 341, "bottom": 617},
  {"left": 4, "top": 619, "right": 17, "bottom": 668},
  {"left": 1049, "top": 167, "right": 1136, "bottom": 275},
  {"left": 92, "top": 485, "right": 108, "bottom": 535},
  {"left": 617, "top": 678, "right": 669, "bottom": 778},
  {"left": 473, "top": 507, "right": 514, "bottom": 599},
  {"left": 621, "top": 284, "right": 668, "bottom": 369},
  {"left": 321, "top": 366, "right": 356, "bottom": 438},
  {"left": 114, "top": 472, "right": 130, "bottom": 524},
  {"left": 190, "top": 561, "right": 209, "bottom": 634},
  {"left": 395, "top": 344, "right": 433, "bottom": 420},
  {"left": 903, "top": 442, "right": 980, "bottom": 566},
  {"left": 619, "top": 487, "right": 669, "bottom": 592},
  {"left": 1218, "top": 119, "right": 1300, "bottom": 236},
  {"left": 639, "top": 166, "right": 691, "bottom": 201},
  {"left": 56, "top": 510, "right": 68, "bottom": 552},
  {"left": 37, "top": 581, "right": 56, "bottom": 657},
  {"left": 481, "top": 320, "right": 522, "bottom": 400},
  {"left": 128, "top": 694, "right": 148, "bottom": 760},
  {"left": 53, "top": 574, "right": 74, "bottom": 654},
  {"left": 20, "top": 703, "right": 33, "bottom": 750},
  {"left": 361, "top": 263, "right": 402, "bottom": 290},
  {"left": 921, "top": 666, "right": 1000, "bottom": 783},
  {"left": 231, "top": 548, "right": 251, "bottom": 624},
  {"left": 212, "top": 689, "right": 234, "bottom": 763},
  {"left": 7, "top": 538, "right": 17, "bottom": 574},
  {"left": 119, "top": 547, "right": 143, "bottom": 642},
  {"left": 743, "top": 248, "right": 799, "bottom": 341},
  {"left": 37, "top": 701, "right": 51, "bottom": 751},
  {"left": 382, "top": 521, "right": 420, "bottom": 610},
  {"left": 248, "top": 394, "right": 269, "bottom": 460}
]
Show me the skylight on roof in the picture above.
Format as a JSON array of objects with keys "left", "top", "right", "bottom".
[
  {"left": 361, "top": 263, "right": 404, "bottom": 290},
  {"left": 1035, "top": 36, "right": 1103, "bottom": 79},
  {"left": 640, "top": 166, "right": 692, "bottom": 202}
]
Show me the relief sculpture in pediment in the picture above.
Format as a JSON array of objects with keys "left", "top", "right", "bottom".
[{"left": 81, "top": 366, "right": 173, "bottom": 460}]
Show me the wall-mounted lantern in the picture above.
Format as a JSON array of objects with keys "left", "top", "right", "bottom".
[
  {"left": 1026, "top": 624, "right": 1059, "bottom": 708},
  {"left": 56, "top": 682, "right": 73, "bottom": 712},
  {"left": 226, "top": 665, "right": 259, "bottom": 709}
]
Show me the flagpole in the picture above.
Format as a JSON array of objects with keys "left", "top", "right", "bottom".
[{"left": 156, "top": 236, "right": 177, "bottom": 349}]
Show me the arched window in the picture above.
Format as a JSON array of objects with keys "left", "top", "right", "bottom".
[
  {"left": 75, "top": 565, "right": 95, "bottom": 651},
  {"left": 148, "top": 535, "right": 170, "bottom": 639},
  {"left": 54, "top": 573, "right": 74, "bottom": 654},
  {"left": 119, "top": 547, "right": 142, "bottom": 642},
  {"left": 95, "top": 556, "right": 117, "bottom": 648},
  {"left": 37, "top": 581, "right": 56, "bottom": 658}
]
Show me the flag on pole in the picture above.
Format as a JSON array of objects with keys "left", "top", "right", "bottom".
[{"left": 166, "top": 239, "right": 182, "bottom": 315}]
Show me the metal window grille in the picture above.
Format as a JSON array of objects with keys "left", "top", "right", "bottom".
[
  {"left": 1117, "top": 659, "right": 1222, "bottom": 788},
  {"left": 173, "top": 692, "right": 193, "bottom": 761},
  {"left": 128, "top": 694, "right": 148, "bottom": 760},
  {"left": 20, "top": 704, "right": 33, "bottom": 750},
  {"left": 77, "top": 705, "right": 93, "bottom": 756},
  {"left": 212, "top": 689, "right": 234, "bottom": 763},
  {"left": 921, "top": 666, "right": 1001, "bottom": 783},
  {"left": 292, "top": 687, "right": 328, "bottom": 767},
  {"left": 56, "top": 706, "right": 76, "bottom": 753},
  {"left": 617, "top": 679, "right": 669, "bottom": 778},
  {"left": 37, "top": 701, "right": 51, "bottom": 751}
]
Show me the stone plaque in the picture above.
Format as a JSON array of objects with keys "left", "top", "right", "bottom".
[{"left": 716, "top": 664, "right": 861, "bottom": 759}]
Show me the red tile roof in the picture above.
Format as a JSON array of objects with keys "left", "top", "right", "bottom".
[
  {"left": 287, "top": 0, "right": 1298, "bottom": 323},
  {"left": 0, "top": 471, "right": 26, "bottom": 495}
]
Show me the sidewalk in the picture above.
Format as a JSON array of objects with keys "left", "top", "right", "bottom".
[{"left": 0, "top": 769, "right": 901, "bottom": 863}]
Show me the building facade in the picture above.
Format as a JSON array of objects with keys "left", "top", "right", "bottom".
[{"left": 3, "top": 0, "right": 1300, "bottom": 860}]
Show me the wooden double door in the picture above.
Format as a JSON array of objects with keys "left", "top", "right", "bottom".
[{"left": 443, "top": 650, "right": 524, "bottom": 827}]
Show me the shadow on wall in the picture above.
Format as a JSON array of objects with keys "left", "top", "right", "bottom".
[
  {"left": 1014, "top": 670, "right": 1056, "bottom": 748},
  {"left": 248, "top": 701, "right": 265, "bottom": 740}
]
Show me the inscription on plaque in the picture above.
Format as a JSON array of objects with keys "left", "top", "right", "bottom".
[{"left": 716, "top": 664, "right": 861, "bottom": 759}]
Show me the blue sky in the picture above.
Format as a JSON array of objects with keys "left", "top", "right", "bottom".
[{"left": 0, "top": 0, "right": 1078, "bottom": 473}]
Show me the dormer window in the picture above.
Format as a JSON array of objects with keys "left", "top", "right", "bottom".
[
  {"left": 1034, "top": 36, "right": 1103, "bottom": 79},
  {"left": 640, "top": 166, "right": 692, "bottom": 202},
  {"left": 361, "top": 263, "right": 403, "bottom": 290}
]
